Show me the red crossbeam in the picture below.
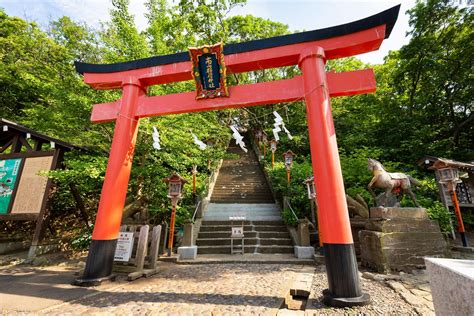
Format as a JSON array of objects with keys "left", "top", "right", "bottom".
[
  {"left": 84, "top": 26, "right": 385, "bottom": 90},
  {"left": 91, "top": 69, "right": 375, "bottom": 123}
]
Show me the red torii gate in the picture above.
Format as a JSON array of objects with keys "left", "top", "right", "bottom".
[{"left": 74, "top": 5, "right": 400, "bottom": 307}]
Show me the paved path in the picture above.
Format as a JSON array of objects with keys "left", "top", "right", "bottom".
[
  {"left": 0, "top": 258, "right": 439, "bottom": 315},
  {"left": 0, "top": 264, "right": 123, "bottom": 313},
  {"left": 42, "top": 263, "right": 310, "bottom": 315}
]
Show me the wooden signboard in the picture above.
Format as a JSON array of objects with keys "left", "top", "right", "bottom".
[
  {"left": 11, "top": 155, "right": 54, "bottom": 214},
  {"left": 189, "top": 43, "right": 228, "bottom": 100},
  {"left": 114, "top": 232, "right": 134, "bottom": 262},
  {"left": 231, "top": 227, "right": 244, "bottom": 237},
  {"left": 0, "top": 119, "right": 76, "bottom": 258}
]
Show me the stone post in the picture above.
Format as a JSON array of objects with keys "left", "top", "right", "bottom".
[
  {"left": 294, "top": 218, "right": 314, "bottom": 259},
  {"left": 177, "top": 219, "right": 198, "bottom": 260},
  {"left": 298, "top": 219, "right": 310, "bottom": 246},
  {"left": 182, "top": 220, "right": 194, "bottom": 247}
]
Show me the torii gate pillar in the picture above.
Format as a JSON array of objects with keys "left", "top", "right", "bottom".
[{"left": 300, "top": 47, "right": 368, "bottom": 305}]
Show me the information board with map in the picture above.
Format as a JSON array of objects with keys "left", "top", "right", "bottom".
[
  {"left": 10, "top": 156, "right": 54, "bottom": 214},
  {"left": 0, "top": 158, "right": 22, "bottom": 214}
]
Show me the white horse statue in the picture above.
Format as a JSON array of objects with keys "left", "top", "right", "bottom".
[{"left": 367, "top": 158, "right": 421, "bottom": 207}]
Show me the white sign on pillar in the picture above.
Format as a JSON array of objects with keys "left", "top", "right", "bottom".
[{"left": 114, "top": 232, "right": 134, "bottom": 262}]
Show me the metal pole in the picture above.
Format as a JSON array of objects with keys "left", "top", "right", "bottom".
[{"left": 299, "top": 47, "right": 368, "bottom": 307}]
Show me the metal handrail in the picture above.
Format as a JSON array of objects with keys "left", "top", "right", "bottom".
[
  {"left": 286, "top": 200, "right": 299, "bottom": 221},
  {"left": 191, "top": 199, "right": 202, "bottom": 222}
]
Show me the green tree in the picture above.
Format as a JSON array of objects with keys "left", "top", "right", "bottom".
[{"left": 389, "top": 0, "right": 473, "bottom": 161}]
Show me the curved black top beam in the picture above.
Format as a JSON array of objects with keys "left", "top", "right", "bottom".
[{"left": 75, "top": 4, "right": 400, "bottom": 74}]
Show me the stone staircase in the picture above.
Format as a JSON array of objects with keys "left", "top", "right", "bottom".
[
  {"left": 210, "top": 144, "right": 274, "bottom": 204},
  {"left": 196, "top": 142, "right": 294, "bottom": 255},
  {"left": 197, "top": 220, "right": 293, "bottom": 254}
]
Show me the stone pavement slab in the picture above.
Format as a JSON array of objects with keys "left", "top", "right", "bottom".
[
  {"left": 0, "top": 265, "right": 124, "bottom": 313},
  {"left": 178, "top": 253, "right": 314, "bottom": 265}
]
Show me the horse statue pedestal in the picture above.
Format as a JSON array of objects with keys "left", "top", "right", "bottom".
[
  {"left": 369, "top": 206, "right": 428, "bottom": 220},
  {"left": 359, "top": 207, "right": 447, "bottom": 273}
]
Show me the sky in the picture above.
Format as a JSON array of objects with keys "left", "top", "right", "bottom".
[{"left": 0, "top": 0, "right": 417, "bottom": 64}]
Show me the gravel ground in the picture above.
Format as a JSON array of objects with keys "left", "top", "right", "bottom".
[{"left": 306, "top": 266, "right": 418, "bottom": 315}]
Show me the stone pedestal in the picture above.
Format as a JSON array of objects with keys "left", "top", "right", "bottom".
[
  {"left": 294, "top": 246, "right": 315, "bottom": 259},
  {"left": 425, "top": 258, "right": 474, "bottom": 316},
  {"left": 177, "top": 246, "right": 198, "bottom": 260},
  {"left": 369, "top": 206, "right": 428, "bottom": 219},
  {"left": 360, "top": 207, "right": 447, "bottom": 273}
]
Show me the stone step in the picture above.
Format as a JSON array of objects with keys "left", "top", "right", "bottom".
[
  {"left": 211, "top": 191, "right": 273, "bottom": 195},
  {"left": 196, "top": 238, "right": 293, "bottom": 246},
  {"left": 203, "top": 211, "right": 281, "bottom": 217},
  {"left": 213, "top": 185, "right": 270, "bottom": 189},
  {"left": 197, "top": 231, "right": 291, "bottom": 239},
  {"left": 215, "top": 175, "right": 266, "bottom": 179},
  {"left": 210, "top": 194, "right": 274, "bottom": 198},
  {"left": 213, "top": 184, "right": 271, "bottom": 188},
  {"left": 210, "top": 198, "right": 274, "bottom": 202},
  {"left": 206, "top": 203, "right": 280, "bottom": 211},
  {"left": 204, "top": 208, "right": 280, "bottom": 217},
  {"left": 197, "top": 245, "right": 294, "bottom": 254},
  {"left": 199, "top": 225, "right": 287, "bottom": 232},
  {"left": 203, "top": 216, "right": 283, "bottom": 221},
  {"left": 214, "top": 186, "right": 268, "bottom": 190},
  {"left": 211, "top": 199, "right": 275, "bottom": 204},
  {"left": 201, "top": 220, "right": 284, "bottom": 226}
]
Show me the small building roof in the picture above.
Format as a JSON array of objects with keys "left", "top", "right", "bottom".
[
  {"left": 1, "top": 118, "right": 76, "bottom": 151},
  {"left": 418, "top": 155, "right": 474, "bottom": 172}
]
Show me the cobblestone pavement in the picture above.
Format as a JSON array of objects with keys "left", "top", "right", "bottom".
[
  {"left": 386, "top": 270, "right": 435, "bottom": 315},
  {"left": 1, "top": 259, "right": 439, "bottom": 315},
  {"left": 306, "top": 266, "right": 422, "bottom": 316},
  {"left": 42, "top": 263, "right": 309, "bottom": 315}
]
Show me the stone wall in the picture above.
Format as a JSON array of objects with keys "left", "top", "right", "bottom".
[{"left": 350, "top": 218, "right": 368, "bottom": 258}]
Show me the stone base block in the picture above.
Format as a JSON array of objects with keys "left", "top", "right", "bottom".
[
  {"left": 370, "top": 207, "right": 428, "bottom": 220},
  {"left": 294, "top": 246, "right": 315, "bottom": 259},
  {"left": 178, "top": 246, "right": 198, "bottom": 260},
  {"left": 28, "top": 243, "right": 60, "bottom": 258},
  {"left": 425, "top": 258, "right": 474, "bottom": 316},
  {"left": 0, "top": 239, "right": 29, "bottom": 255},
  {"left": 365, "top": 218, "right": 442, "bottom": 233},
  {"left": 360, "top": 229, "right": 447, "bottom": 273}
]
